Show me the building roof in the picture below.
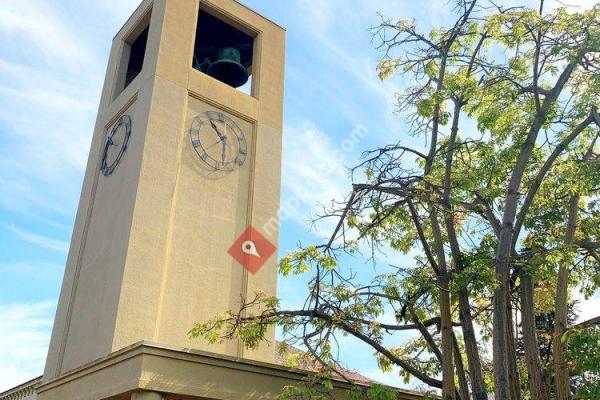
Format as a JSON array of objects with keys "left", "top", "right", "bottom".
[
  {"left": 0, "top": 376, "right": 41, "bottom": 400},
  {"left": 274, "top": 341, "right": 375, "bottom": 386}
]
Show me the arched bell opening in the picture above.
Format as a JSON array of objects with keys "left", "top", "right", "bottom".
[{"left": 193, "top": 9, "right": 255, "bottom": 92}]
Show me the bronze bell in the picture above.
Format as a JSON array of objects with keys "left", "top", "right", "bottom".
[{"left": 206, "top": 47, "right": 249, "bottom": 88}]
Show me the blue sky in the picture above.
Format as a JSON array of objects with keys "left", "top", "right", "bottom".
[{"left": 0, "top": 0, "right": 598, "bottom": 393}]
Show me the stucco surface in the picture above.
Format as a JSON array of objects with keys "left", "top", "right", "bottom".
[{"left": 43, "top": 0, "right": 285, "bottom": 382}]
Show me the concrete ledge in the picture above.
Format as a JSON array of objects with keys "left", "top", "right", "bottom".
[
  {"left": 36, "top": 342, "right": 144, "bottom": 400},
  {"left": 35, "top": 342, "right": 427, "bottom": 400}
]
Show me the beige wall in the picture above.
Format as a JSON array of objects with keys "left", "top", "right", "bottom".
[{"left": 44, "top": 0, "right": 285, "bottom": 381}]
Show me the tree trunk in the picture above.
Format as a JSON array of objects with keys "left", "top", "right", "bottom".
[
  {"left": 444, "top": 101, "right": 488, "bottom": 400},
  {"left": 430, "top": 208, "right": 455, "bottom": 400},
  {"left": 430, "top": 210, "right": 455, "bottom": 400},
  {"left": 553, "top": 195, "right": 579, "bottom": 399},
  {"left": 507, "top": 299, "right": 522, "bottom": 400},
  {"left": 492, "top": 266, "right": 511, "bottom": 399},
  {"left": 521, "top": 273, "right": 549, "bottom": 400},
  {"left": 457, "top": 289, "right": 488, "bottom": 400},
  {"left": 493, "top": 57, "right": 579, "bottom": 400},
  {"left": 453, "top": 333, "right": 471, "bottom": 400},
  {"left": 439, "top": 273, "right": 456, "bottom": 400},
  {"left": 494, "top": 111, "right": 548, "bottom": 400},
  {"left": 423, "top": 45, "right": 454, "bottom": 400}
]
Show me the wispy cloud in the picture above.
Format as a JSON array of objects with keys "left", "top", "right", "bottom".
[
  {"left": 288, "top": 0, "right": 404, "bottom": 134},
  {"left": 0, "top": 0, "right": 96, "bottom": 72},
  {"left": 281, "top": 122, "right": 362, "bottom": 234},
  {"left": 8, "top": 225, "right": 68, "bottom": 253},
  {"left": 0, "top": 301, "right": 55, "bottom": 392},
  {"left": 0, "top": 0, "right": 110, "bottom": 227}
]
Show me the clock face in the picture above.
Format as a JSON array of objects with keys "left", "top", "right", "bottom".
[
  {"left": 190, "top": 111, "right": 247, "bottom": 172},
  {"left": 101, "top": 114, "right": 132, "bottom": 176}
]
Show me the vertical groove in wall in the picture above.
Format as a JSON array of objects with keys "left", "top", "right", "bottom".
[
  {"left": 237, "top": 119, "right": 259, "bottom": 359},
  {"left": 236, "top": 25, "right": 264, "bottom": 360}
]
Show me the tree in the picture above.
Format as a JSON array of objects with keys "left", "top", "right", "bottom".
[
  {"left": 190, "top": 2, "right": 600, "bottom": 400},
  {"left": 515, "top": 301, "right": 579, "bottom": 395}
]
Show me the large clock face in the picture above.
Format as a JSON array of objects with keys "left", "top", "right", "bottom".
[
  {"left": 101, "top": 114, "right": 132, "bottom": 176},
  {"left": 189, "top": 111, "right": 247, "bottom": 172}
]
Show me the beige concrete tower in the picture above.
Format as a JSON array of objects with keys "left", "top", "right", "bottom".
[{"left": 43, "top": 0, "right": 284, "bottom": 382}]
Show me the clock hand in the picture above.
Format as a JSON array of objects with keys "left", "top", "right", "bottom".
[
  {"left": 221, "top": 137, "right": 227, "bottom": 163},
  {"left": 209, "top": 139, "right": 223, "bottom": 149},
  {"left": 203, "top": 140, "right": 222, "bottom": 151},
  {"left": 209, "top": 120, "right": 226, "bottom": 142}
]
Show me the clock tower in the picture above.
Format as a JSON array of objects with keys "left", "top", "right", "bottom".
[{"left": 42, "top": 0, "right": 284, "bottom": 384}]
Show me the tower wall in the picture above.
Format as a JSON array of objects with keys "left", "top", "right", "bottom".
[{"left": 43, "top": 0, "right": 285, "bottom": 380}]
